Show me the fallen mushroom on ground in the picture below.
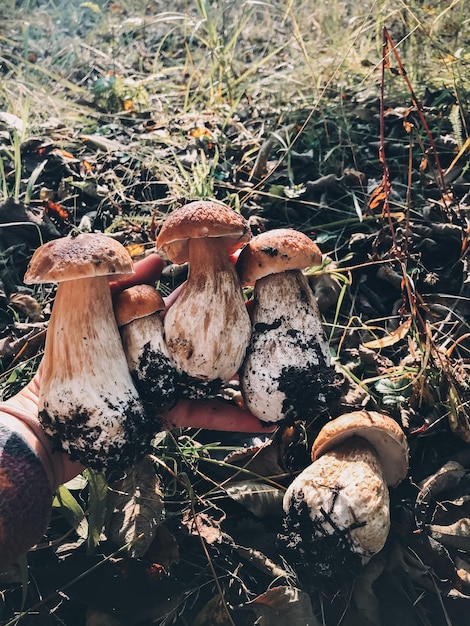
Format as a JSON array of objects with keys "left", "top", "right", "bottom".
[
  {"left": 237, "top": 228, "right": 340, "bottom": 423},
  {"left": 156, "top": 200, "right": 252, "bottom": 398},
  {"left": 115, "top": 283, "right": 178, "bottom": 412},
  {"left": 278, "top": 411, "right": 409, "bottom": 584},
  {"left": 23, "top": 233, "right": 155, "bottom": 472}
]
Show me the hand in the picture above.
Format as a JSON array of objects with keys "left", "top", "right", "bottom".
[{"left": 0, "top": 253, "right": 272, "bottom": 566}]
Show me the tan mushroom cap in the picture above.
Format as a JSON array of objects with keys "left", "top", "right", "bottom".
[
  {"left": 24, "top": 233, "right": 134, "bottom": 284},
  {"left": 236, "top": 228, "right": 322, "bottom": 286},
  {"left": 114, "top": 284, "right": 165, "bottom": 327},
  {"left": 312, "top": 411, "right": 409, "bottom": 488},
  {"left": 156, "top": 200, "right": 251, "bottom": 264}
]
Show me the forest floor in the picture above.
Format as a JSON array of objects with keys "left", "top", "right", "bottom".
[{"left": 1, "top": 1, "right": 470, "bottom": 624}]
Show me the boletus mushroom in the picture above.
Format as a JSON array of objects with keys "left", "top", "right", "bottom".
[
  {"left": 23, "top": 233, "right": 154, "bottom": 472},
  {"left": 156, "top": 201, "right": 252, "bottom": 395},
  {"left": 279, "top": 411, "right": 409, "bottom": 585},
  {"left": 237, "top": 228, "right": 339, "bottom": 423},
  {"left": 115, "top": 284, "right": 177, "bottom": 412}
]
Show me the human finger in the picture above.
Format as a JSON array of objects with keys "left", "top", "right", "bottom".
[
  {"left": 161, "top": 282, "right": 186, "bottom": 317},
  {"left": 109, "top": 253, "right": 163, "bottom": 296},
  {"left": 162, "top": 398, "right": 276, "bottom": 433}
]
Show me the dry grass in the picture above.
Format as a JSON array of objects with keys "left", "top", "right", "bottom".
[{"left": 1, "top": 0, "right": 470, "bottom": 624}]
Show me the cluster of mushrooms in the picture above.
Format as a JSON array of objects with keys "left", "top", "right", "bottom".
[
  {"left": 0, "top": 199, "right": 409, "bottom": 577},
  {"left": 23, "top": 200, "right": 339, "bottom": 471}
]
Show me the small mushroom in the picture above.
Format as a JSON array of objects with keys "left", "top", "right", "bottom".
[
  {"left": 115, "top": 284, "right": 177, "bottom": 413},
  {"left": 237, "top": 228, "right": 338, "bottom": 423},
  {"left": 23, "top": 233, "right": 154, "bottom": 472},
  {"left": 156, "top": 201, "right": 252, "bottom": 391},
  {"left": 279, "top": 411, "right": 409, "bottom": 584}
]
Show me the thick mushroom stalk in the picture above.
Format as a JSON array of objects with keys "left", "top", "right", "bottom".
[
  {"left": 279, "top": 411, "right": 409, "bottom": 585},
  {"left": 24, "top": 233, "right": 153, "bottom": 472},
  {"left": 238, "top": 229, "right": 339, "bottom": 423},
  {"left": 115, "top": 284, "right": 177, "bottom": 413},
  {"left": 164, "top": 237, "right": 250, "bottom": 381},
  {"left": 156, "top": 201, "right": 252, "bottom": 392}
]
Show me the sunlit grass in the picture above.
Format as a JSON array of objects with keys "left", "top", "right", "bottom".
[{"left": 0, "top": 1, "right": 470, "bottom": 622}]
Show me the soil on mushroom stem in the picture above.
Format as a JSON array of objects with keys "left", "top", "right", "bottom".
[
  {"left": 278, "top": 336, "right": 343, "bottom": 422},
  {"left": 278, "top": 489, "right": 364, "bottom": 589},
  {"left": 133, "top": 342, "right": 178, "bottom": 411},
  {"left": 39, "top": 401, "right": 156, "bottom": 472}
]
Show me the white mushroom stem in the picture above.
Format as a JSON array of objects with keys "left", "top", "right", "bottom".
[
  {"left": 39, "top": 276, "right": 148, "bottom": 470},
  {"left": 241, "top": 270, "right": 332, "bottom": 422},
  {"left": 120, "top": 314, "right": 177, "bottom": 410},
  {"left": 281, "top": 437, "right": 390, "bottom": 580},
  {"left": 121, "top": 313, "right": 169, "bottom": 374},
  {"left": 164, "top": 237, "right": 252, "bottom": 381}
]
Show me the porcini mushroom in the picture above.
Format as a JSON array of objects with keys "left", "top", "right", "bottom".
[
  {"left": 23, "top": 233, "right": 154, "bottom": 472},
  {"left": 115, "top": 284, "right": 177, "bottom": 413},
  {"left": 237, "top": 228, "right": 338, "bottom": 423},
  {"left": 279, "top": 411, "right": 409, "bottom": 584},
  {"left": 156, "top": 201, "right": 252, "bottom": 391}
]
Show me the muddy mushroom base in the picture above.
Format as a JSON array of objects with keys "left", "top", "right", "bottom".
[
  {"left": 115, "top": 284, "right": 179, "bottom": 413},
  {"left": 35, "top": 274, "right": 151, "bottom": 473},
  {"left": 39, "top": 395, "right": 156, "bottom": 472},
  {"left": 241, "top": 270, "right": 340, "bottom": 423},
  {"left": 129, "top": 342, "right": 178, "bottom": 410},
  {"left": 278, "top": 438, "right": 390, "bottom": 586},
  {"left": 120, "top": 321, "right": 178, "bottom": 412}
]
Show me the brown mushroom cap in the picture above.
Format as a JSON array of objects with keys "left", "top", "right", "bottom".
[
  {"left": 23, "top": 233, "right": 134, "bottom": 284},
  {"left": 236, "top": 228, "right": 322, "bottom": 286},
  {"left": 156, "top": 201, "right": 251, "bottom": 264},
  {"left": 115, "top": 284, "right": 165, "bottom": 327},
  {"left": 312, "top": 411, "right": 409, "bottom": 488}
]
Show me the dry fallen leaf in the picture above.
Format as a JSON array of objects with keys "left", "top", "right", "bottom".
[
  {"left": 107, "top": 458, "right": 163, "bottom": 558},
  {"left": 8, "top": 292, "right": 43, "bottom": 321},
  {"left": 224, "top": 481, "right": 284, "bottom": 518},
  {"left": 428, "top": 519, "right": 470, "bottom": 552},
  {"left": 144, "top": 523, "right": 180, "bottom": 569},
  {"left": 362, "top": 317, "right": 412, "bottom": 350},
  {"left": 242, "top": 586, "right": 319, "bottom": 625},
  {"left": 181, "top": 511, "right": 224, "bottom": 545}
]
